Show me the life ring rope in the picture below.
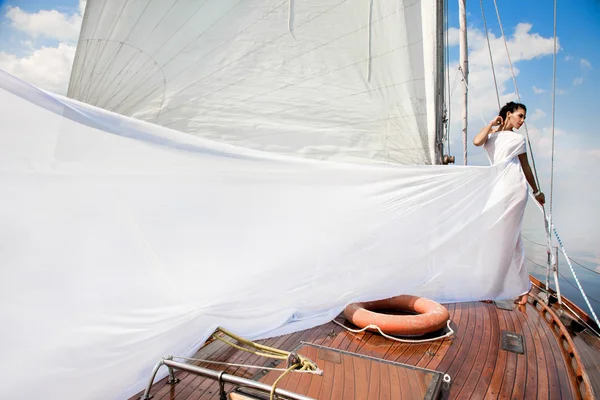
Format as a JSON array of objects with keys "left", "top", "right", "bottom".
[{"left": 333, "top": 318, "right": 455, "bottom": 343}]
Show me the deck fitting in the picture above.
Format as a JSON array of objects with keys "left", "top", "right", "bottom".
[
  {"left": 494, "top": 300, "right": 514, "bottom": 311},
  {"left": 501, "top": 330, "right": 524, "bottom": 354}
]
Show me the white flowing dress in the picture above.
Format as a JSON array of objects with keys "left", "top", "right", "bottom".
[{"left": 484, "top": 130, "right": 530, "bottom": 298}]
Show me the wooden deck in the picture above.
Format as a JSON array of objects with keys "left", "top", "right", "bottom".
[{"left": 131, "top": 290, "right": 600, "bottom": 400}]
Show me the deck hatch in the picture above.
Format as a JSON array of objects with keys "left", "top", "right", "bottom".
[{"left": 501, "top": 330, "right": 524, "bottom": 354}]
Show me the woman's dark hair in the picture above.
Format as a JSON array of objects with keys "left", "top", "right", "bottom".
[{"left": 499, "top": 101, "right": 526, "bottom": 119}]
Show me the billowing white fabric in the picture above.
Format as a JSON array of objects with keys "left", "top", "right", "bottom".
[
  {"left": 0, "top": 70, "right": 528, "bottom": 400},
  {"left": 68, "top": 0, "right": 441, "bottom": 164}
]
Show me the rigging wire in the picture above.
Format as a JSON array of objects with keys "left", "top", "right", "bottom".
[
  {"left": 491, "top": 0, "right": 542, "bottom": 195},
  {"left": 523, "top": 236, "right": 600, "bottom": 275},
  {"left": 565, "top": 258, "right": 600, "bottom": 275},
  {"left": 526, "top": 257, "right": 600, "bottom": 306},
  {"left": 491, "top": 0, "right": 558, "bottom": 300},
  {"left": 546, "top": 214, "right": 600, "bottom": 327},
  {"left": 479, "top": 0, "right": 501, "bottom": 110},
  {"left": 490, "top": 0, "right": 598, "bottom": 326}
]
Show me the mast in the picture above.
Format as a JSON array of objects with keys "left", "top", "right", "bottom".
[
  {"left": 435, "top": 0, "right": 446, "bottom": 165},
  {"left": 458, "top": 0, "right": 468, "bottom": 165}
]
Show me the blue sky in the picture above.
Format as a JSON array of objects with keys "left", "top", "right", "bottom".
[
  {"left": 438, "top": 2, "right": 600, "bottom": 265},
  {"left": 0, "top": 0, "right": 599, "bottom": 304},
  {"left": 448, "top": 0, "right": 600, "bottom": 152},
  {"left": 0, "top": 0, "right": 80, "bottom": 53}
]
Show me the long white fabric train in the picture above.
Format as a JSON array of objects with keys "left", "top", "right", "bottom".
[{"left": 1, "top": 70, "right": 529, "bottom": 399}]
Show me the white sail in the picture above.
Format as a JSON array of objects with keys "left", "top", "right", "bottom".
[{"left": 68, "top": 0, "right": 442, "bottom": 164}]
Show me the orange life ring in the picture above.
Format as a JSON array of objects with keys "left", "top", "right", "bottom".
[{"left": 343, "top": 295, "right": 449, "bottom": 336}]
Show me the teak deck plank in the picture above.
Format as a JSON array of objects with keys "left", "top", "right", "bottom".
[
  {"left": 444, "top": 302, "right": 479, "bottom": 398},
  {"left": 471, "top": 304, "right": 500, "bottom": 399},
  {"left": 131, "top": 298, "right": 592, "bottom": 400},
  {"left": 484, "top": 307, "right": 509, "bottom": 400},
  {"left": 453, "top": 301, "right": 486, "bottom": 399},
  {"left": 508, "top": 309, "right": 528, "bottom": 399},
  {"left": 459, "top": 300, "right": 493, "bottom": 399}
]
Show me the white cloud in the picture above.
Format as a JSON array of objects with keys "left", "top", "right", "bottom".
[
  {"left": 447, "top": 27, "right": 460, "bottom": 47},
  {"left": 530, "top": 108, "right": 546, "bottom": 121},
  {"left": 447, "top": 23, "right": 556, "bottom": 127},
  {"left": 519, "top": 126, "right": 600, "bottom": 252},
  {"left": 533, "top": 86, "right": 545, "bottom": 94},
  {"left": 573, "top": 77, "right": 584, "bottom": 86},
  {"left": 588, "top": 149, "right": 600, "bottom": 158},
  {"left": 21, "top": 40, "right": 35, "bottom": 50},
  {"left": 6, "top": 5, "right": 82, "bottom": 41},
  {"left": 0, "top": 2, "right": 86, "bottom": 94},
  {"left": 0, "top": 43, "right": 76, "bottom": 94},
  {"left": 565, "top": 55, "right": 572, "bottom": 61},
  {"left": 581, "top": 58, "right": 592, "bottom": 70},
  {"left": 524, "top": 123, "right": 568, "bottom": 157},
  {"left": 466, "top": 23, "right": 556, "bottom": 67}
]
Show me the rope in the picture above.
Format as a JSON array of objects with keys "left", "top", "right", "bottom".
[
  {"left": 332, "top": 319, "right": 455, "bottom": 343},
  {"left": 545, "top": 220, "right": 600, "bottom": 327},
  {"left": 213, "top": 327, "right": 321, "bottom": 372},
  {"left": 212, "top": 334, "right": 288, "bottom": 360},
  {"left": 528, "top": 256, "right": 600, "bottom": 306},
  {"left": 480, "top": 0, "right": 501, "bottom": 110},
  {"left": 560, "top": 302, "right": 600, "bottom": 337},
  {"left": 270, "top": 363, "right": 299, "bottom": 400},
  {"left": 530, "top": 280, "right": 600, "bottom": 337},
  {"left": 212, "top": 326, "right": 322, "bottom": 400},
  {"left": 556, "top": 271, "right": 600, "bottom": 306}
]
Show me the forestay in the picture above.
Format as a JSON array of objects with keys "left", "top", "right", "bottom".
[
  {"left": 1, "top": 71, "right": 528, "bottom": 399},
  {"left": 68, "top": 0, "right": 441, "bottom": 164}
]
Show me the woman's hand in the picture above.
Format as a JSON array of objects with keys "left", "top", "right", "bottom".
[
  {"left": 474, "top": 115, "right": 504, "bottom": 146},
  {"left": 535, "top": 192, "right": 545, "bottom": 206},
  {"left": 490, "top": 115, "right": 503, "bottom": 128}
]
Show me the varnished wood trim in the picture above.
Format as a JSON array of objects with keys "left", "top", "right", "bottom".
[
  {"left": 529, "top": 275, "right": 599, "bottom": 332},
  {"left": 530, "top": 292, "right": 594, "bottom": 400}
]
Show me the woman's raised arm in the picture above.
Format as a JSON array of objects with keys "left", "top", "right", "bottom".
[{"left": 473, "top": 116, "right": 504, "bottom": 146}]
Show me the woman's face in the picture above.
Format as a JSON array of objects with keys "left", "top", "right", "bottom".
[{"left": 506, "top": 107, "right": 526, "bottom": 130}]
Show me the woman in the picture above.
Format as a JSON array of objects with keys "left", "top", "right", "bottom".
[{"left": 473, "top": 102, "right": 545, "bottom": 305}]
